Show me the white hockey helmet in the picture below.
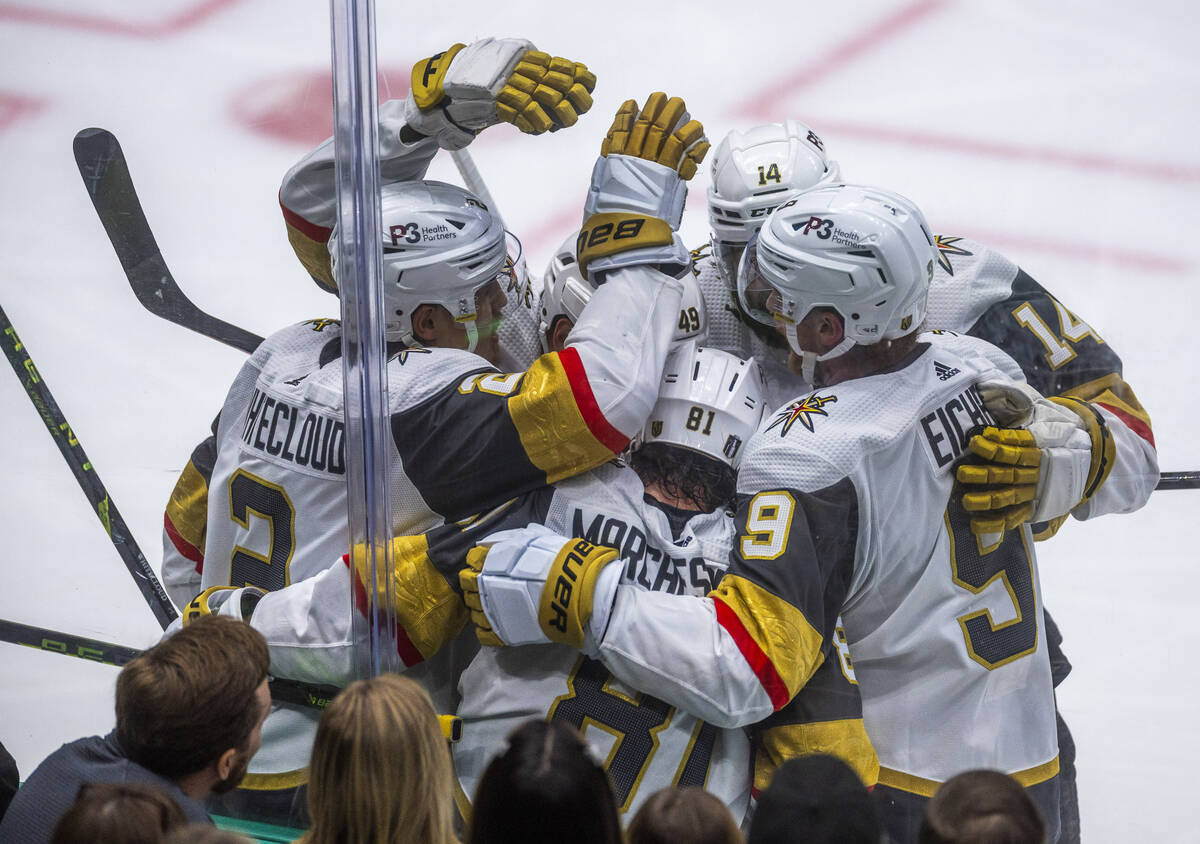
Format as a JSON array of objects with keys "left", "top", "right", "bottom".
[
  {"left": 539, "top": 230, "right": 708, "bottom": 352},
  {"left": 707, "top": 120, "right": 841, "bottom": 281},
  {"left": 638, "top": 342, "right": 766, "bottom": 470},
  {"left": 330, "top": 179, "right": 508, "bottom": 350},
  {"left": 737, "top": 184, "right": 935, "bottom": 376}
]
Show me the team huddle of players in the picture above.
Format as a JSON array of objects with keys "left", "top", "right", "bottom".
[{"left": 157, "top": 37, "right": 1159, "bottom": 844}]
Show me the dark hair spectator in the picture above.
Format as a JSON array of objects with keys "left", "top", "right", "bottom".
[
  {"left": 0, "top": 617, "right": 272, "bottom": 844},
  {"left": 627, "top": 786, "right": 743, "bottom": 844},
  {"left": 117, "top": 615, "right": 270, "bottom": 782},
  {"left": 49, "top": 782, "right": 186, "bottom": 844},
  {"left": 468, "top": 719, "right": 621, "bottom": 844},
  {"left": 748, "top": 754, "right": 882, "bottom": 844},
  {"left": 919, "top": 769, "right": 1046, "bottom": 844},
  {"left": 300, "top": 674, "right": 457, "bottom": 844}
]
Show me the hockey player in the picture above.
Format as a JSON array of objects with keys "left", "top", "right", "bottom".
[
  {"left": 538, "top": 231, "right": 708, "bottom": 355},
  {"left": 160, "top": 37, "right": 710, "bottom": 824},
  {"left": 461, "top": 184, "right": 1099, "bottom": 843},
  {"left": 695, "top": 120, "right": 1159, "bottom": 842}
]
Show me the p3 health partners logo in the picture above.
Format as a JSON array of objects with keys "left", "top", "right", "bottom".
[{"left": 797, "top": 215, "right": 864, "bottom": 247}]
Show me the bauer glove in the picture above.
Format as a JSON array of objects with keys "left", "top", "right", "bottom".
[
  {"left": 459, "top": 524, "right": 623, "bottom": 649},
  {"left": 182, "top": 585, "right": 266, "bottom": 625},
  {"left": 956, "top": 380, "right": 1115, "bottom": 535},
  {"left": 405, "top": 38, "right": 596, "bottom": 150},
  {"left": 579, "top": 93, "right": 710, "bottom": 279}
]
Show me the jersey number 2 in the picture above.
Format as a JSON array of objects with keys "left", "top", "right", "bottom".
[{"left": 228, "top": 469, "right": 295, "bottom": 592}]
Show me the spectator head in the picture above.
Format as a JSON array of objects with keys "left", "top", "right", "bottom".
[
  {"left": 468, "top": 719, "right": 621, "bottom": 844},
  {"left": 50, "top": 782, "right": 186, "bottom": 844},
  {"left": 304, "top": 673, "right": 456, "bottom": 844},
  {"left": 164, "top": 825, "right": 253, "bottom": 844},
  {"left": 919, "top": 769, "right": 1046, "bottom": 844},
  {"left": 748, "top": 754, "right": 882, "bottom": 844},
  {"left": 115, "top": 616, "right": 271, "bottom": 795},
  {"left": 627, "top": 786, "right": 743, "bottom": 844}
]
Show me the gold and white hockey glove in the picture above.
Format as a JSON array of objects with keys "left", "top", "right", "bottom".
[
  {"left": 957, "top": 380, "right": 1115, "bottom": 535},
  {"left": 459, "top": 524, "right": 622, "bottom": 649},
  {"left": 182, "top": 585, "right": 266, "bottom": 625},
  {"left": 578, "top": 93, "right": 710, "bottom": 279},
  {"left": 405, "top": 38, "right": 596, "bottom": 150}
]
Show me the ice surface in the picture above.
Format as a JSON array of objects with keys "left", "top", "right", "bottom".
[{"left": 1, "top": 1, "right": 1196, "bottom": 840}]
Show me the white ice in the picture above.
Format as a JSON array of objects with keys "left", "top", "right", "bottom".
[{"left": 0, "top": 1, "right": 1197, "bottom": 841}]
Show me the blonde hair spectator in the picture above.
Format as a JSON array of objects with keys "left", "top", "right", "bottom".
[{"left": 300, "top": 674, "right": 458, "bottom": 844}]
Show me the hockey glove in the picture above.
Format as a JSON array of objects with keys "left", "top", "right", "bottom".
[
  {"left": 405, "top": 38, "right": 596, "bottom": 150},
  {"left": 182, "top": 585, "right": 266, "bottom": 625},
  {"left": 579, "top": 93, "right": 710, "bottom": 279},
  {"left": 459, "top": 524, "right": 622, "bottom": 649},
  {"left": 957, "top": 380, "right": 1115, "bottom": 534}
]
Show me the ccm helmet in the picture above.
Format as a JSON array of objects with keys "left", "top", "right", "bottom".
[
  {"left": 737, "top": 184, "right": 935, "bottom": 380},
  {"left": 707, "top": 120, "right": 840, "bottom": 282},
  {"left": 331, "top": 180, "right": 507, "bottom": 350},
  {"left": 639, "top": 342, "right": 766, "bottom": 470}
]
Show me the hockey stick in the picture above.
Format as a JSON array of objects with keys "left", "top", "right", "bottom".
[
  {"left": 450, "top": 148, "right": 504, "bottom": 229},
  {"left": 1157, "top": 470, "right": 1200, "bottom": 491},
  {"left": 0, "top": 617, "right": 339, "bottom": 710},
  {"left": 1, "top": 306, "right": 178, "bottom": 629},
  {"left": 72, "top": 128, "right": 264, "bottom": 355}
]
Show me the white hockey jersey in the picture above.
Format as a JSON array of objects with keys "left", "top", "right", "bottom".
[
  {"left": 447, "top": 463, "right": 751, "bottom": 823},
  {"left": 694, "top": 235, "right": 1159, "bottom": 529},
  {"left": 593, "top": 332, "right": 1061, "bottom": 839}
]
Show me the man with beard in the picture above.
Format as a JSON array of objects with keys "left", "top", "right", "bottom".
[{"left": 0, "top": 616, "right": 271, "bottom": 843}]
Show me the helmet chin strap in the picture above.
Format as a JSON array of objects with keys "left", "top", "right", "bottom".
[
  {"left": 786, "top": 327, "right": 855, "bottom": 387},
  {"left": 461, "top": 318, "right": 480, "bottom": 354}
]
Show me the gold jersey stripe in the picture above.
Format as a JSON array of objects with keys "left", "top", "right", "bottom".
[
  {"left": 165, "top": 460, "right": 209, "bottom": 552},
  {"left": 508, "top": 353, "right": 619, "bottom": 485},
  {"left": 710, "top": 574, "right": 825, "bottom": 700},
  {"left": 878, "top": 755, "right": 1059, "bottom": 797},
  {"left": 351, "top": 535, "right": 468, "bottom": 660},
  {"left": 238, "top": 768, "right": 308, "bottom": 791},
  {"left": 1060, "top": 372, "right": 1152, "bottom": 430},
  {"left": 283, "top": 219, "right": 337, "bottom": 293},
  {"left": 754, "top": 719, "right": 880, "bottom": 792}
]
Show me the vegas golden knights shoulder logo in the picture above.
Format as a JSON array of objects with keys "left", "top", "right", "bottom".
[
  {"left": 766, "top": 393, "right": 838, "bottom": 436},
  {"left": 650, "top": 420, "right": 663, "bottom": 437}
]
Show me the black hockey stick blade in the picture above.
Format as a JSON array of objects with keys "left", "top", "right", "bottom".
[
  {"left": 1, "top": 305, "right": 178, "bottom": 629},
  {"left": 0, "top": 617, "right": 339, "bottom": 709},
  {"left": 1157, "top": 470, "right": 1200, "bottom": 491},
  {"left": 73, "top": 128, "right": 264, "bottom": 354},
  {"left": 0, "top": 618, "right": 140, "bottom": 668}
]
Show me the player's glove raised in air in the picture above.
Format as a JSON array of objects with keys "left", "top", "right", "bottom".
[
  {"left": 405, "top": 38, "right": 596, "bottom": 150},
  {"left": 183, "top": 585, "right": 266, "bottom": 625},
  {"left": 459, "top": 524, "right": 623, "bottom": 649},
  {"left": 956, "top": 379, "right": 1115, "bottom": 535},
  {"left": 579, "top": 93, "right": 710, "bottom": 279}
]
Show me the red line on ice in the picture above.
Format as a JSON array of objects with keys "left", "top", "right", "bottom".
[
  {"left": 0, "top": 93, "right": 39, "bottom": 134},
  {"left": 956, "top": 225, "right": 1191, "bottom": 274},
  {"left": 0, "top": 0, "right": 240, "bottom": 37},
  {"left": 735, "top": 0, "right": 948, "bottom": 120},
  {"left": 819, "top": 119, "right": 1200, "bottom": 185}
]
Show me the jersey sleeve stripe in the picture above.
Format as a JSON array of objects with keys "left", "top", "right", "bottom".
[
  {"left": 1060, "top": 373, "right": 1155, "bottom": 447},
  {"left": 279, "top": 193, "right": 337, "bottom": 292},
  {"left": 754, "top": 719, "right": 880, "bottom": 792},
  {"left": 164, "top": 460, "right": 209, "bottom": 569},
  {"left": 556, "top": 347, "right": 631, "bottom": 454},
  {"left": 341, "top": 553, "right": 435, "bottom": 668},
  {"left": 508, "top": 349, "right": 628, "bottom": 485},
  {"left": 711, "top": 587, "right": 790, "bottom": 711},
  {"left": 163, "top": 513, "right": 203, "bottom": 569}
]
